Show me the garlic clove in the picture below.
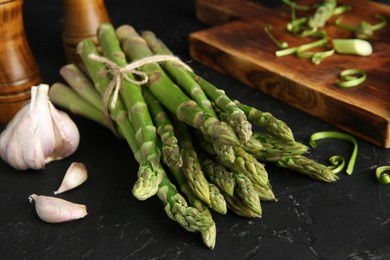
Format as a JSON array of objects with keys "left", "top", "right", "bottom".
[
  {"left": 54, "top": 162, "right": 88, "bottom": 194},
  {"left": 33, "top": 84, "right": 56, "bottom": 159},
  {"left": 28, "top": 194, "right": 87, "bottom": 223},
  {"left": 46, "top": 102, "right": 80, "bottom": 163}
]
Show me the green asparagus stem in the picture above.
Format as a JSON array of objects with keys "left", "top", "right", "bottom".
[
  {"left": 115, "top": 25, "right": 240, "bottom": 147},
  {"left": 141, "top": 30, "right": 216, "bottom": 117},
  {"left": 165, "top": 164, "right": 216, "bottom": 248},
  {"left": 157, "top": 169, "right": 214, "bottom": 233},
  {"left": 77, "top": 38, "right": 160, "bottom": 200},
  {"left": 190, "top": 72, "right": 252, "bottom": 143},
  {"left": 198, "top": 155, "right": 235, "bottom": 196},
  {"left": 308, "top": 0, "right": 337, "bottom": 30},
  {"left": 142, "top": 87, "right": 182, "bottom": 168},
  {"left": 49, "top": 83, "right": 109, "bottom": 128},
  {"left": 172, "top": 117, "right": 211, "bottom": 206},
  {"left": 233, "top": 173, "right": 262, "bottom": 216},
  {"left": 59, "top": 64, "right": 104, "bottom": 112},
  {"left": 234, "top": 100, "right": 295, "bottom": 142},
  {"left": 97, "top": 23, "right": 165, "bottom": 199},
  {"left": 276, "top": 155, "right": 339, "bottom": 182}
]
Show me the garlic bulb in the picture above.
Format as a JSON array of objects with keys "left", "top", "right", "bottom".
[
  {"left": 28, "top": 194, "right": 87, "bottom": 223},
  {"left": 0, "top": 84, "right": 80, "bottom": 170},
  {"left": 54, "top": 162, "right": 88, "bottom": 194}
]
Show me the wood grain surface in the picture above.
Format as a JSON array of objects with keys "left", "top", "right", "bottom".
[
  {"left": 190, "top": 0, "right": 390, "bottom": 148},
  {"left": 0, "top": 0, "right": 42, "bottom": 123}
]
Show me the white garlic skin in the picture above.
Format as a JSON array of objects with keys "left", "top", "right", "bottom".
[
  {"left": 28, "top": 194, "right": 87, "bottom": 223},
  {"left": 0, "top": 84, "right": 80, "bottom": 170},
  {"left": 46, "top": 103, "right": 80, "bottom": 163},
  {"left": 54, "top": 162, "right": 88, "bottom": 194}
]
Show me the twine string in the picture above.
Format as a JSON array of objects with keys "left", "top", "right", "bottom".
[{"left": 88, "top": 53, "right": 193, "bottom": 135}]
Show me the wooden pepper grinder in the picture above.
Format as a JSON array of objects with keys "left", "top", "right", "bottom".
[
  {"left": 0, "top": 0, "right": 42, "bottom": 123},
  {"left": 62, "top": 0, "right": 111, "bottom": 64}
]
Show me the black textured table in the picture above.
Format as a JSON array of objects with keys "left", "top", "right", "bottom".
[{"left": 1, "top": 1, "right": 390, "bottom": 259}]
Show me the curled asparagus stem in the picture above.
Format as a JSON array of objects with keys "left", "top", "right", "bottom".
[
  {"left": 234, "top": 100, "right": 294, "bottom": 142},
  {"left": 115, "top": 24, "right": 240, "bottom": 147},
  {"left": 309, "top": 131, "right": 358, "bottom": 175},
  {"left": 376, "top": 166, "right": 390, "bottom": 185},
  {"left": 142, "top": 87, "right": 182, "bottom": 168}
]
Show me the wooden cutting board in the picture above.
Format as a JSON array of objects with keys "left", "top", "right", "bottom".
[{"left": 189, "top": 0, "right": 390, "bottom": 148}]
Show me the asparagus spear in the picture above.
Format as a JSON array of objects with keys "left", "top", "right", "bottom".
[
  {"left": 223, "top": 193, "right": 262, "bottom": 218},
  {"left": 169, "top": 114, "right": 211, "bottom": 206},
  {"left": 195, "top": 131, "right": 275, "bottom": 201},
  {"left": 198, "top": 155, "right": 235, "bottom": 197},
  {"left": 59, "top": 64, "right": 104, "bottom": 112},
  {"left": 49, "top": 83, "right": 109, "bottom": 128},
  {"left": 142, "top": 87, "right": 182, "bottom": 168},
  {"left": 51, "top": 77, "right": 214, "bottom": 236},
  {"left": 158, "top": 174, "right": 214, "bottom": 233},
  {"left": 231, "top": 146, "right": 275, "bottom": 201},
  {"left": 234, "top": 100, "right": 295, "bottom": 142},
  {"left": 166, "top": 165, "right": 216, "bottom": 249},
  {"left": 233, "top": 173, "right": 262, "bottom": 216},
  {"left": 142, "top": 30, "right": 216, "bottom": 117},
  {"left": 77, "top": 38, "right": 160, "bottom": 200},
  {"left": 115, "top": 25, "right": 240, "bottom": 147},
  {"left": 212, "top": 103, "right": 263, "bottom": 154},
  {"left": 190, "top": 72, "right": 252, "bottom": 143},
  {"left": 208, "top": 183, "right": 227, "bottom": 214},
  {"left": 250, "top": 132, "right": 308, "bottom": 161},
  {"left": 276, "top": 155, "right": 339, "bottom": 182},
  {"left": 143, "top": 30, "right": 236, "bottom": 164}
]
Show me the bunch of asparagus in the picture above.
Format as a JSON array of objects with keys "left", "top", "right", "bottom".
[{"left": 48, "top": 23, "right": 338, "bottom": 249}]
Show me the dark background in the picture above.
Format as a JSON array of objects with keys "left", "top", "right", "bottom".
[{"left": 1, "top": 0, "right": 390, "bottom": 259}]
